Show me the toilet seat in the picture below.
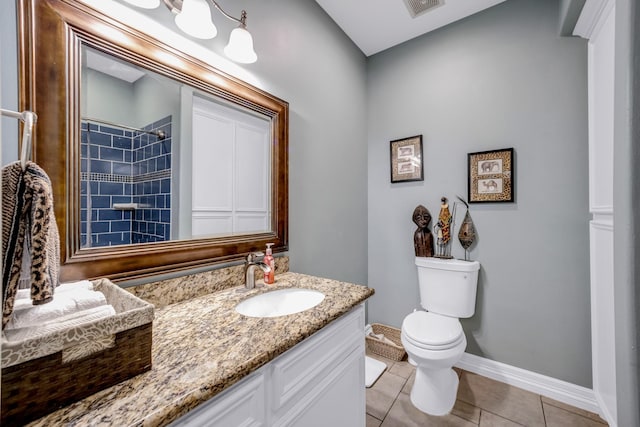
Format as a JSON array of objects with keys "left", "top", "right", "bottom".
[{"left": 402, "top": 311, "right": 464, "bottom": 351}]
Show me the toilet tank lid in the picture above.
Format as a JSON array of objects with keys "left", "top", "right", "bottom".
[{"left": 414, "top": 257, "right": 480, "bottom": 272}]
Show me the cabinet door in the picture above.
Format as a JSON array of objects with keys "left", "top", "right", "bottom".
[
  {"left": 169, "top": 372, "right": 265, "bottom": 427},
  {"left": 271, "top": 306, "right": 365, "bottom": 427},
  {"left": 270, "top": 306, "right": 364, "bottom": 414},
  {"left": 272, "top": 346, "right": 365, "bottom": 427}
]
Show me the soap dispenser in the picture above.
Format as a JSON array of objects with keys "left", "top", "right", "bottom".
[{"left": 263, "top": 243, "right": 275, "bottom": 284}]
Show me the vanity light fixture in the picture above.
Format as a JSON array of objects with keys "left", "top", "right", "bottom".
[{"left": 123, "top": 0, "right": 258, "bottom": 63}]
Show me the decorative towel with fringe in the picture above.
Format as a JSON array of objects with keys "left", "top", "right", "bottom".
[{"left": 2, "top": 161, "right": 60, "bottom": 330}]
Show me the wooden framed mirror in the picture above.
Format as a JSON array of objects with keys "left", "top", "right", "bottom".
[{"left": 17, "top": 0, "right": 288, "bottom": 281}]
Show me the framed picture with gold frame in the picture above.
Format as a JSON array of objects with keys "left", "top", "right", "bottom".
[
  {"left": 468, "top": 148, "right": 514, "bottom": 203},
  {"left": 390, "top": 135, "right": 423, "bottom": 183}
]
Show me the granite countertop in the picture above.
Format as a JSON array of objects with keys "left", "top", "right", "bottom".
[{"left": 28, "top": 272, "right": 374, "bottom": 427}]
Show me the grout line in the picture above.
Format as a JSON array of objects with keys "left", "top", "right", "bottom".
[
  {"left": 541, "top": 395, "right": 548, "bottom": 426},
  {"left": 481, "top": 408, "right": 528, "bottom": 426},
  {"left": 367, "top": 412, "right": 383, "bottom": 422},
  {"left": 381, "top": 371, "right": 408, "bottom": 423}
]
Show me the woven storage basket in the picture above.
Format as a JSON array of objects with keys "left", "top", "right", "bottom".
[
  {"left": 1, "top": 279, "right": 154, "bottom": 425},
  {"left": 366, "top": 323, "right": 406, "bottom": 361}
]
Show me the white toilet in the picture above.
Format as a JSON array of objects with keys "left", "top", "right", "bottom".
[{"left": 401, "top": 257, "right": 480, "bottom": 416}]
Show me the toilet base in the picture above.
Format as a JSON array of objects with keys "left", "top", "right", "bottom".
[{"left": 410, "top": 366, "right": 459, "bottom": 416}]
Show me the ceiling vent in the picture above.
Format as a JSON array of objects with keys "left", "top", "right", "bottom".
[{"left": 403, "top": 0, "right": 444, "bottom": 18}]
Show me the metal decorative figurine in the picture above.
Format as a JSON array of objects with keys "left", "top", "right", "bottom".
[
  {"left": 412, "top": 205, "right": 434, "bottom": 257},
  {"left": 457, "top": 195, "right": 476, "bottom": 260}
]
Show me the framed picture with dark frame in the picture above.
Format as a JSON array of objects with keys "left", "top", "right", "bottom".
[
  {"left": 390, "top": 135, "right": 423, "bottom": 183},
  {"left": 468, "top": 148, "right": 514, "bottom": 203}
]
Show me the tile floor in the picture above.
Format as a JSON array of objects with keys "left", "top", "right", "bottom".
[{"left": 366, "top": 351, "right": 609, "bottom": 427}]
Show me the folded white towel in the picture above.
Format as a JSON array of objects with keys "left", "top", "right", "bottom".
[
  {"left": 4, "top": 305, "right": 116, "bottom": 342},
  {"left": 12, "top": 297, "right": 36, "bottom": 311},
  {"left": 15, "top": 280, "right": 94, "bottom": 301},
  {"left": 7, "top": 289, "right": 107, "bottom": 329},
  {"left": 56, "top": 280, "right": 94, "bottom": 293}
]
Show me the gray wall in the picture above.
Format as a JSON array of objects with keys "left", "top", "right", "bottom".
[
  {"left": 84, "top": 68, "right": 180, "bottom": 129},
  {"left": 1, "top": 0, "right": 18, "bottom": 164},
  {"left": 83, "top": 69, "right": 136, "bottom": 124},
  {"left": 231, "top": 0, "right": 369, "bottom": 284},
  {"left": 367, "top": 0, "right": 592, "bottom": 387}
]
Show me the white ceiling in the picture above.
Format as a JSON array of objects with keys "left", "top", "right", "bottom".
[
  {"left": 85, "top": 48, "right": 146, "bottom": 83},
  {"left": 315, "top": 0, "right": 509, "bottom": 56}
]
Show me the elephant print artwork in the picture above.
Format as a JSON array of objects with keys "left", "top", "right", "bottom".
[
  {"left": 479, "top": 160, "right": 502, "bottom": 174},
  {"left": 467, "top": 148, "right": 514, "bottom": 203}
]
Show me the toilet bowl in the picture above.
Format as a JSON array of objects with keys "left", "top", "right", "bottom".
[
  {"left": 401, "top": 257, "right": 480, "bottom": 416},
  {"left": 401, "top": 310, "right": 466, "bottom": 415}
]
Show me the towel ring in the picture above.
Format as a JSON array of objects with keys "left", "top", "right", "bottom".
[
  {"left": 0, "top": 109, "right": 37, "bottom": 171},
  {"left": 20, "top": 111, "right": 37, "bottom": 171}
]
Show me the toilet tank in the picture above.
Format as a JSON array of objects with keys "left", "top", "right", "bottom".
[{"left": 416, "top": 257, "right": 480, "bottom": 318}]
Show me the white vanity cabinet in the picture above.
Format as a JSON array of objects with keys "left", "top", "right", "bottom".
[{"left": 170, "top": 305, "right": 366, "bottom": 427}]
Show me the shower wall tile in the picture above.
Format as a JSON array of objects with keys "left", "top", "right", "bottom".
[
  {"left": 100, "top": 147, "right": 124, "bottom": 161},
  {"left": 91, "top": 195, "right": 111, "bottom": 209},
  {"left": 99, "top": 209, "right": 124, "bottom": 221},
  {"left": 111, "top": 221, "right": 131, "bottom": 232},
  {"left": 100, "top": 126, "right": 124, "bottom": 136},
  {"left": 112, "top": 162, "right": 131, "bottom": 175},
  {"left": 113, "top": 136, "right": 131, "bottom": 149},
  {"left": 90, "top": 159, "right": 111, "bottom": 174},
  {"left": 89, "top": 132, "right": 112, "bottom": 147},
  {"left": 91, "top": 221, "right": 110, "bottom": 233},
  {"left": 100, "top": 182, "right": 125, "bottom": 196}
]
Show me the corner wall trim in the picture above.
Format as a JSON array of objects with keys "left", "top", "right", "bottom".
[
  {"left": 454, "top": 353, "right": 602, "bottom": 416},
  {"left": 573, "top": 0, "right": 614, "bottom": 39}
]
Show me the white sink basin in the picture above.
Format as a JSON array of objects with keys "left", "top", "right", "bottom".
[{"left": 236, "top": 288, "right": 325, "bottom": 318}]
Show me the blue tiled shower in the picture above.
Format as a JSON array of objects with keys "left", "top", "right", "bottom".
[{"left": 80, "top": 116, "right": 172, "bottom": 248}]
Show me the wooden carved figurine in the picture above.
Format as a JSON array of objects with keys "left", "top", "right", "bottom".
[{"left": 412, "top": 205, "right": 434, "bottom": 257}]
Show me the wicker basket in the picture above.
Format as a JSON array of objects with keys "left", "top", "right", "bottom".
[
  {"left": 366, "top": 323, "right": 406, "bottom": 361},
  {"left": 1, "top": 279, "right": 154, "bottom": 425}
]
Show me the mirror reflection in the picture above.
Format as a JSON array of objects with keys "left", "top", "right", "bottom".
[{"left": 80, "top": 45, "right": 272, "bottom": 249}]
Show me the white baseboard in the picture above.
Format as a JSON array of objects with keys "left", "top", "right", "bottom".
[{"left": 454, "top": 352, "right": 602, "bottom": 416}]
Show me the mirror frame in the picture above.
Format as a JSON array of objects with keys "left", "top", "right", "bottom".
[{"left": 17, "top": 0, "right": 288, "bottom": 281}]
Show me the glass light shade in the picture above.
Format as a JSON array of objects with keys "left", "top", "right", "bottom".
[
  {"left": 224, "top": 27, "right": 257, "bottom": 64},
  {"left": 122, "top": 0, "right": 160, "bottom": 9},
  {"left": 175, "top": 0, "right": 217, "bottom": 39}
]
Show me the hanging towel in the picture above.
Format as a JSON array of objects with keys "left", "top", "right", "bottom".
[{"left": 2, "top": 161, "right": 60, "bottom": 329}]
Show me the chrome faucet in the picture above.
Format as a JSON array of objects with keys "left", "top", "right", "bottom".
[{"left": 244, "top": 252, "right": 271, "bottom": 290}]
